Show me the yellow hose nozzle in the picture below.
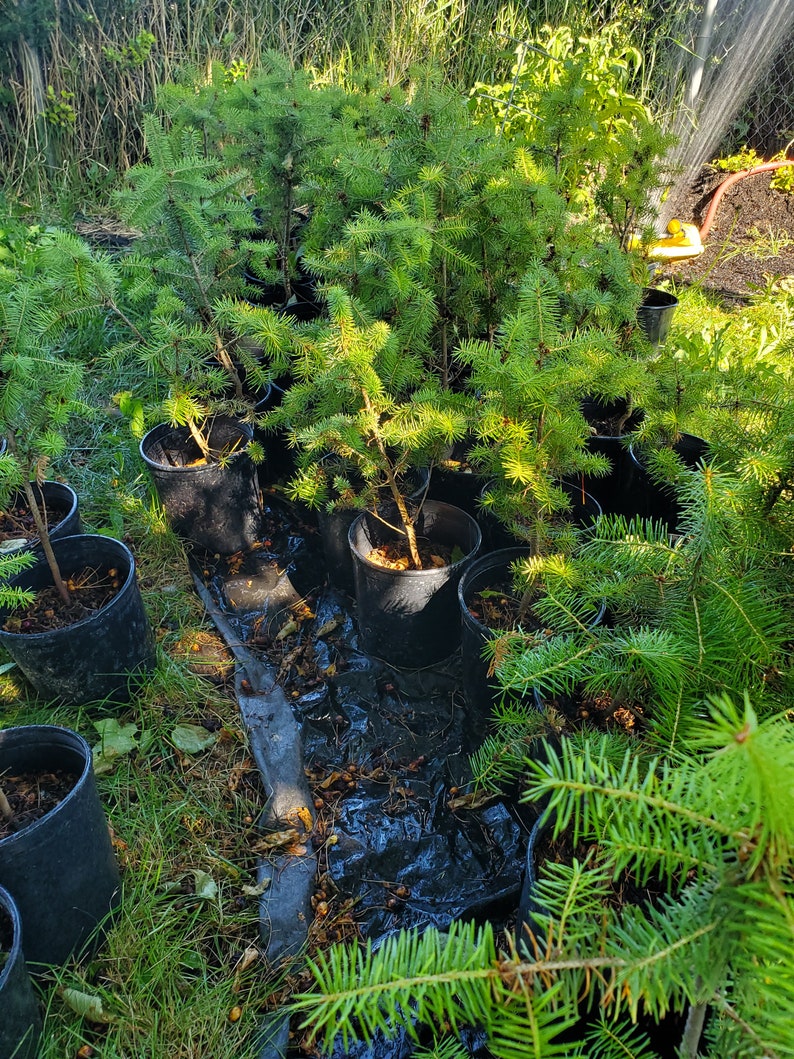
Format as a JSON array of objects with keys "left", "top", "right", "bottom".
[{"left": 642, "top": 220, "right": 704, "bottom": 262}]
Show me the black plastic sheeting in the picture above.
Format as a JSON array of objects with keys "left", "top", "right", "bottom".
[{"left": 198, "top": 491, "right": 527, "bottom": 1056}]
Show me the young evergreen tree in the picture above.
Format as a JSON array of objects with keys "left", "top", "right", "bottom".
[
  {"left": 291, "top": 693, "right": 794, "bottom": 1059},
  {"left": 454, "top": 220, "right": 650, "bottom": 557},
  {"left": 0, "top": 229, "right": 102, "bottom": 603},
  {"left": 108, "top": 113, "right": 294, "bottom": 457},
  {"left": 263, "top": 286, "right": 469, "bottom": 569},
  {"left": 482, "top": 460, "right": 793, "bottom": 760},
  {"left": 160, "top": 53, "right": 349, "bottom": 305}
]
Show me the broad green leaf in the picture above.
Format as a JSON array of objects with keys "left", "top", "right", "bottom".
[
  {"left": 171, "top": 723, "right": 218, "bottom": 754},
  {"left": 192, "top": 870, "right": 218, "bottom": 900},
  {"left": 92, "top": 719, "right": 139, "bottom": 774}
]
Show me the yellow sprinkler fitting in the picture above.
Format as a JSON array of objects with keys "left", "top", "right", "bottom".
[{"left": 644, "top": 219, "right": 704, "bottom": 262}]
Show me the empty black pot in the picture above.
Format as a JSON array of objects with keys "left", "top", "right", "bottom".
[
  {"left": 0, "top": 885, "right": 42, "bottom": 1059},
  {"left": 0, "top": 534, "right": 155, "bottom": 705},
  {"left": 140, "top": 416, "right": 262, "bottom": 554},
  {"left": 0, "top": 725, "right": 121, "bottom": 969},
  {"left": 580, "top": 398, "right": 644, "bottom": 518},
  {"left": 348, "top": 500, "right": 481, "bottom": 668},
  {"left": 637, "top": 287, "right": 679, "bottom": 347}
]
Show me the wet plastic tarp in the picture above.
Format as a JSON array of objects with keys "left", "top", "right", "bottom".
[{"left": 197, "top": 492, "right": 526, "bottom": 1056}]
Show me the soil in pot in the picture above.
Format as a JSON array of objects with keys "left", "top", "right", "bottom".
[
  {"left": 363, "top": 536, "right": 456, "bottom": 571},
  {"left": 561, "top": 687, "right": 647, "bottom": 737},
  {"left": 0, "top": 482, "right": 81, "bottom": 553},
  {"left": 2, "top": 562, "right": 123, "bottom": 634},
  {"left": 312, "top": 465, "right": 431, "bottom": 594},
  {"left": 0, "top": 768, "right": 77, "bottom": 839}
]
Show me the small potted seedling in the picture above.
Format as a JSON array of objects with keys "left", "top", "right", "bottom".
[
  {"left": 266, "top": 286, "right": 481, "bottom": 667},
  {"left": 108, "top": 113, "right": 296, "bottom": 551},
  {"left": 159, "top": 54, "right": 345, "bottom": 316},
  {"left": 0, "top": 230, "right": 154, "bottom": 703},
  {"left": 303, "top": 75, "right": 577, "bottom": 390},
  {"left": 455, "top": 262, "right": 619, "bottom": 714}
]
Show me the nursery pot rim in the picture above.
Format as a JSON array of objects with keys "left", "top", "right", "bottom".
[
  {"left": 458, "top": 546, "right": 607, "bottom": 639},
  {"left": 0, "top": 534, "right": 136, "bottom": 641},
  {"left": 640, "top": 286, "right": 679, "bottom": 308},
  {"left": 0, "top": 725, "right": 91, "bottom": 852},
  {"left": 139, "top": 417, "right": 254, "bottom": 474},
  {"left": 347, "top": 500, "right": 481, "bottom": 576},
  {"left": 3, "top": 479, "right": 79, "bottom": 529},
  {"left": 0, "top": 883, "right": 24, "bottom": 986}
]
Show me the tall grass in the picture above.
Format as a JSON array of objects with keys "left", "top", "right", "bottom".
[{"left": 0, "top": 0, "right": 695, "bottom": 209}]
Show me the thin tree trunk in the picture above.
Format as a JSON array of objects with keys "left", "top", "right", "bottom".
[
  {"left": 20, "top": 477, "right": 71, "bottom": 606},
  {"left": 5, "top": 432, "right": 71, "bottom": 605},
  {"left": 0, "top": 784, "right": 13, "bottom": 822},
  {"left": 679, "top": 1000, "right": 708, "bottom": 1059},
  {"left": 359, "top": 391, "right": 423, "bottom": 569}
]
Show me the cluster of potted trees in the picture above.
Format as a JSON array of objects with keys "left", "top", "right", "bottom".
[
  {"left": 6, "top": 36, "right": 790, "bottom": 1058},
  {"left": 0, "top": 233, "right": 141, "bottom": 1057}
]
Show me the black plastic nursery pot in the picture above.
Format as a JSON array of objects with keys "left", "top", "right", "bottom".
[
  {"left": 458, "top": 550, "right": 605, "bottom": 746},
  {"left": 140, "top": 416, "right": 262, "bottom": 555},
  {"left": 478, "top": 479, "right": 603, "bottom": 552},
  {"left": 427, "top": 464, "right": 485, "bottom": 519},
  {"left": 317, "top": 506, "right": 359, "bottom": 596},
  {"left": 628, "top": 434, "right": 709, "bottom": 530},
  {"left": 0, "top": 885, "right": 42, "bottom": 1059},
  {"left": 516, "top": 813, "right": 694, "bottom": 1059},
  {"left": 348, "top": 500, "right": 481, "bottom": 668},
  {"left": 426, "top": 439, "right": 486, "bottom": 520},
  {"left": 317, "top": 468, "right": 431, "bottom": 596},
  {"left": 637, "top": 287, "right": 679, "bottom": 347},
  {"left": 0, "top": 534, "right": 155, "bottom": 705},
  {"left": 580, "top": 398, "right": 645, "bottom": 518},
  {"left": 458, "top": 547, "right": 536, "bottom": 740},
  {"left": 1, "top": 480, "right": 82, "bottom": 553},
  {"left": 243, "top": 257, "right": 322, "bottom": 322},
  {"left": 0, "top": 725, "right": 121, "bottom": 970}
]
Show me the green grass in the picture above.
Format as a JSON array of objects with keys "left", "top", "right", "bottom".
[{"left": 0, "top": 379, "right": 297, "bottom": 1056}]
